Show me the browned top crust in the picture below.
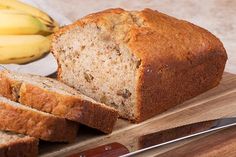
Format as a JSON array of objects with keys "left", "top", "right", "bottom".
[
  {"left": 53, "top": 7, "right": 227, "bottom": 85},
  {"left": 52, "top": 8, "right": 227, "bottom": 121},
  {"left": 54, "top": 8, "right": 226, "bottom": 65}
]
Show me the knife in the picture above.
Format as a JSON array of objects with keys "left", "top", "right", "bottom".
[{"left": 68, "top": 117, "right": 236, "bottom": 157}]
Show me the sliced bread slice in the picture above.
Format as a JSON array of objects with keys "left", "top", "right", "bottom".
[
  {"left": 0, "top": 96, "right": 78, "bottom": 142},
  {"left": 0, "top": 131, "right": 38, "bottom": 157},
  {"left": 0, "top": 70, "right": 118, "bottom": 133}
]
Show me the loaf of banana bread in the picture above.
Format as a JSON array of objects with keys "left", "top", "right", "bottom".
[{"left": 52, "top": 8, "right": 227, "bottom": 122}]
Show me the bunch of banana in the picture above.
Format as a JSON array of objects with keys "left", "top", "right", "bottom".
[{"left": 0, "top": 0, "right": 59, "bottom": 64}]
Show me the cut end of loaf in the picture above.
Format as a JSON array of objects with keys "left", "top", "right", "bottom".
[{"left": 52, "top": 14, "right": 142, "bottom": 120}]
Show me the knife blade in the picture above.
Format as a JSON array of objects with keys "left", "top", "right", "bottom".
[{"left": 68, "top": 117, "right": 236, "bottom": 157}]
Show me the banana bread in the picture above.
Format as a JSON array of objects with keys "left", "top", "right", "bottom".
[{"left": 52, "top": 8, "right": 227, "bottom": 122}]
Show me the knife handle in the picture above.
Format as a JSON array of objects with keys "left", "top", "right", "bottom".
[{"left": 68, "top": 142, "right": 129, "bottom": 157}]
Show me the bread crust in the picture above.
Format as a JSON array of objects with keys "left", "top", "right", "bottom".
[
  {"left": 0, "top": 99, "right": 78, "bottom": 142},
  {"left": 129, "top": 9, "right": 227, "bottom": 121},
  {"left": 0, "top": 135, "right": 38, "bottom": 157},
  {"left": 52, "top": 8, "right": 227, "bottom": 122},
  {"left": 19, "top": 83, "right": 118, "bottom": 133}
]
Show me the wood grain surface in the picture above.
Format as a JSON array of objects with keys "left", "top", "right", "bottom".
[{"left": 39, "top": 72, "right": 236, "bottom": 157}]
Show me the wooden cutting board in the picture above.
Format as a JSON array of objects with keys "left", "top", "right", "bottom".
[{"left": 40, "top": 72, "right": 236, "bottom": 157}]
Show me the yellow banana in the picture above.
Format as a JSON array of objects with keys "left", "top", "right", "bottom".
[
  {"left": 0, "top": 4, "right": 6, "bottom": 9},
  {"left": 0, "top": 0, "right": 59, "bottom": 34},
  {"left": 0, "top": 10, "right": 50, "bottom": 35},
  {"left": 0, "top": 35, "right": 50, "bottom": 64}
]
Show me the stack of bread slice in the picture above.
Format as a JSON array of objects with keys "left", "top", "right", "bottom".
[{"left": 0, "top": 70, "right": 119, "bottom": 157}]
